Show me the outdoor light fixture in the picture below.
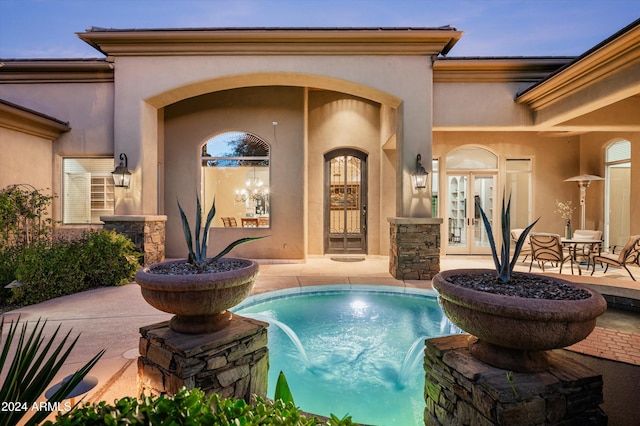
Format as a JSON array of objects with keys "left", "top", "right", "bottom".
[
  {"left": 111, "top": 153, "right": 132, "bottom": 188},
  {"left": 412, "top": 154, "right": 429, "bottom": 190},
  {"left": 564, "top": 174, "right": 604, "bottom": 230}
]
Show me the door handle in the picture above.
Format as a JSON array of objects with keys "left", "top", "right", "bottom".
[{"left": 362, "top": 205, "right": 367, "bottom": 231}]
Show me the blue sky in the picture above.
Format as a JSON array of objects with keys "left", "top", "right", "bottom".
[{"left": 0, "top": 0, "right": 639, "bottom": 58}]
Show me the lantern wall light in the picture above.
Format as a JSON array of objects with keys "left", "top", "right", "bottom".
[
  {"left": 111, "top": 153, "right": 132, "bottom": 188},
  {"left": 412, "top": 154, "right": 429, "bottom": 190}
]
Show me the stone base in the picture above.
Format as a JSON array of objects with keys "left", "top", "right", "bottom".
[
  {"left": 424, "top": 334, "right": 606, "bottom": 425},
  {"left": 101, "top": 215, "right": 167, "bottom": 266},
  {"left": 138, "top": 315, "right": 269, "bottom": 403},
  {"left": 388, "top": 217, "right": 442, "bottom": 280}
]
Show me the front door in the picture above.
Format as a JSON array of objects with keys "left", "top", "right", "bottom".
[
  {"left": 324, "top": 149, "right": 367, "bottom": 254},
  {"left": 446, "top": 173, "right": 496, "bottom": 254}
]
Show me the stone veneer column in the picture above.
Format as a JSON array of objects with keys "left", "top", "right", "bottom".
[
  {"left": 387, "top": 217, "right": 442, "bottom": 280},
  {"left": 424, "top": 335, "right": 606, "bottom": 425},
  {"left": 100, "top": 215, "right": 167, "bottom": 266},
  {"left": 138, "top": 316, "right": 269, "bottom": 402}
]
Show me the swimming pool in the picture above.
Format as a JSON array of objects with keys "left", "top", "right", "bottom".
[{"left": 232, "top": 285, "right": 460, "bottom": 425}]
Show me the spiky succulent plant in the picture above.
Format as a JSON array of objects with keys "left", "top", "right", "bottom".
[
  {"left": 177, "top": 196, "right": 266, "bottom": 272},
  {"left": 477, "top": 191, "right": 539, "bottom": 283}
]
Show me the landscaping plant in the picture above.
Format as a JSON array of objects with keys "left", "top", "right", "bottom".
[
  {"left": 47, "top": 387, "right": 356, "bottom": 425},
  {"left": 0, "top": 185, "right": 54, "bottom": 302},
  {"left": 0, "top": 317, "right": 104, "bottom": 426},
  {"left": 177, "top": 196, "right": 266, "bottom": 272},
  {"left": 80, "top": 230, "right": 140, "bottom": 288},
  {"left": 10, "top": 230, "right": 140, "bottom": 306},
  {"left": 0, "top": 184, "right": 54, "bottom": 249},
  {"left": 477, "top": 191, "right": 538, "bottom": 283}
]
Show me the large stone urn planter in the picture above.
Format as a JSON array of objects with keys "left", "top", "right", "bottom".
[
  {"left": 135, "top": 258, "right": 259, "bottom": 334},
  {"left": 432, "top": 269, "right": 607, "bottom": 372}
]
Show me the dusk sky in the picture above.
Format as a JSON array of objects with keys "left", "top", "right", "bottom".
[{"left": 0, "top": 0, "right": 639, "bottom": 59}]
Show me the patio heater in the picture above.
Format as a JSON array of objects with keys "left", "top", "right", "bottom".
[{"left": 563, "top": 174, "right": 604, "bottom": 230}]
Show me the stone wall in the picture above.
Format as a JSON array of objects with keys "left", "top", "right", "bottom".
[
  {"left": 101, "top": 215, "right": 167, "bottom": 266},
  {"left": 388, "top": 217, "right": 442, "bottom": 280},
  {"left": 138, "top": 316, "right": 269, "bottom": 402},
  {"left": 424, "top": 335, "right": 606, "bottom": 425}
]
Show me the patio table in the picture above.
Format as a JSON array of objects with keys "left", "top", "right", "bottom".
[{"left": 561, "top": 238, "right": 602, "bottom": 275}]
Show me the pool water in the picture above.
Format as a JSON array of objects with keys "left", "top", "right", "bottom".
[{"left": 233, "top": 285, "right": 459, "bottom": 425}]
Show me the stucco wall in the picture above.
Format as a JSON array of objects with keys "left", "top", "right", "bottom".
[
  {"left": 0, "top": 82, "right": 114, "bottom": 226},
  {"left": 0, "top": 127, "right": 52, "bottom": 191},
  {"left": 307, "top": 90, "right": 382, "bottom": 256},
  {"left": 433, "top": 82, "right": 535, "bottom": 129},
  {"left": 163, "top": 86, "right": 305, "bottom": 259}
]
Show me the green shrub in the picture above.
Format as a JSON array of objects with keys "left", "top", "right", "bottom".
[
  {"left": 47, "top": 388, "right": 356, "bottom": 426},
  {"left": 80, "top": 230, "right": 140, "bottom": 288},
  {"left": 10, "top": 230, "right": 140, "bottom": 306},
  {"left": 0, "top": 185, "right": 55, "bottom": 304},
  {"left": 0, "top": 246, "right": 20, "bottom": 302},
  {"left": 12, "top": 240, "right": 86, "bottom": 306},
  {"left": 0, "top": 184, "right": 54, "bottom": 248}
]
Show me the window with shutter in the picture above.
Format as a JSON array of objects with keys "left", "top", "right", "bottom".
[{"left": 62, "top": 158, "right": 115, "bottom": 224}]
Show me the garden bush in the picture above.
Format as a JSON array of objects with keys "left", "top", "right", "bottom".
[
  {"left": 10, "top": 230, "right": 140, "bottom": 306},
  {"left": 47, "top": 388, "right": 356, "bottom": 426},
  {"left": 80, "top": 230, "right": 140, "bottom": 288},
  {"left": 0, "top": 184, "right": 54, "bottom": 303},
  {"left": 0, "top": 247, "right": 20, "bottom": 302},
  {"left": 0, "top": 184, "right": 54, "bottom": 248},
  {"left": 12, "top": 239, "right": 87, "bottom": 306}
]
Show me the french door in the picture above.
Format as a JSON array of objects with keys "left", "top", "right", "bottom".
[
  {"left": 324, "top": 149, "right": 367, "bottom": 254},
  {"left": 446, "top": 173, "right": 496, "bottom": 254}
]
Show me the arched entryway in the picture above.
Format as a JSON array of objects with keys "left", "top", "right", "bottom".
[{"left": 324, "top": 148, "right": 368, "bottom": 254}]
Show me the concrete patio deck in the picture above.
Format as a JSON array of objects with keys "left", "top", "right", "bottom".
[{"left": 2, "top": 255, "right": 638, "bottom": 424}]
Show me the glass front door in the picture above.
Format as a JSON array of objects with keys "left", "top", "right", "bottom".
[
  {"left": 324, "top": 149, "right": 368, "bottom": 254},
  {"left": 447, "top": 173, "right": 495, "bottom": 254}
]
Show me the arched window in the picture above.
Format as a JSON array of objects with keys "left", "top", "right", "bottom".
[
  {"left": 605, "top": 140, "right": 631, "bottom": 248},
  {"left": 201, "top": 131, "right": 270, "bottom": 228},
  {"left": 446, "top": 146, "right": 498, "bottom": 170}
]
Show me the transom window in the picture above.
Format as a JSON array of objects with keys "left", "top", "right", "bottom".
[
  {"left": 201, "top": 132, "right": 270, "bottom": 228},
  {"left": 446, "top": 147, "right": 498, "bottom": 170}
]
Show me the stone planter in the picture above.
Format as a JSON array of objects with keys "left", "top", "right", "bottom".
[
  {"left": 135, "top": 258, "right": 259, "bottom": 334},
  {"left": 432, "top": 269, "right": 607, "bottom": 372}
]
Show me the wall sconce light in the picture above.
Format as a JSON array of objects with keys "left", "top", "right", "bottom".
[
  {"left": 111, "top": 153, "right": 132, "bottom": 188},
  {"left": 412, "top": 154, "right": 429, "bottom": 190}
]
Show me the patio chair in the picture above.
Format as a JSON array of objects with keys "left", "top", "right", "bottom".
[
  {"left": 529, "top": 233, "right": 574, "bottom": 274},
  {"left": 590, "top": 235, "right": 640, "bottom": 281},
  {"left": 571, "top": 229, "right": 603, "bottom": 266},
  {"left": 510, "top": 228, "right": 531, "bottom": 262}
]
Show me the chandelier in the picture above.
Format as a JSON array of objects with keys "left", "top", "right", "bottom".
[{"left": 235, "top": 169, "right": 269, "bottom": 203}]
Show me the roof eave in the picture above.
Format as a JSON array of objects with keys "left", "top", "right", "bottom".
[
  {"left": 516, "top": 18, "right": 640, "bottom": 109},
  {"left": 0, "top": 99, "right": 71, "bottom": 139},
  {"left": 76, "top": 27, "right": 463, "bottom": 56}
]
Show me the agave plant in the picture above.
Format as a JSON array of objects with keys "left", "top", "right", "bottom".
[
  {"left": 177, "top": 196, "right": 266, "bottom": 272},
  {"left": 477, "top": 191, "right": 538, "bottom": 283},
  {"left": 0, "top": 317, "right": 104, "bottom": 426}
]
